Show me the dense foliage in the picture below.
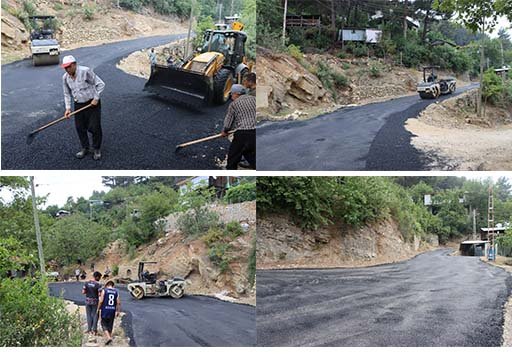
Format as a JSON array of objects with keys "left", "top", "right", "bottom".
[
  {"left": 258, "top": 0, "right": 511, "bottom": 78},
  {"left": 0, "top": 179, "right": 81, "bottom": 347},
  {"left": 0, "top": 278, "right": 82, "bottom": 346},
  {"left": 258, "top": 176, "right": 512, "bottom": 244}
]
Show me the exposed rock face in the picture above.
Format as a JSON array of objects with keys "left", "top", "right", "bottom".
[
  {"left": 257, "top": 215, "right": 438, "bottom": 269},
  {"left": 89, "top": 202, "right": 256, "bottom": 305},
  {"left": 257, "top": 47, "right": 329, "bottom": 115},
  {"left": 1, "top": 13, "right": 28, "bottom": 48}
]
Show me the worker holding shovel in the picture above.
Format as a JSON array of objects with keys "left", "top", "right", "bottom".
[
  {"left": 61, "top": 55, "right": 105, "bottom": 160},
  {"left": 221, "top": 84, "right": 256, "bottom": 170}
]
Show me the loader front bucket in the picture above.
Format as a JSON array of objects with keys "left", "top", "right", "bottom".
[{"left": 144, "top": 64, "right": 213, "bottom": 107}]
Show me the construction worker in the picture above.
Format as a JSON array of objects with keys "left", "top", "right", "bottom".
[
  {"left": 97, "top": 280, "right": 120, "bottom": 346},
  {"left": 148, "top": 48, "right": 157, "bottom": 67},
  {"left": 242, "top": 72, "right": 256, "bottom": 96},
  {"left": 82, "top": 271, "right": 102, "bottom": 335},
  {"left": 221, "top": 84, "right": 256, "bottom": 170},
  {"left": 61, "top": 55, "right": 105, "bottom": 161}
]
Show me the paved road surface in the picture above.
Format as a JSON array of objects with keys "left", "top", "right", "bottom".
[
  {"left": 256, "top": 84, "right": 478, "bottom": 171},
  {"left": 257, "top": 249, "right": 511, "bottom": 346},
  {"left": 49, "top": 282, "right": 255, "bottom": 346},
  {"left": 2, "top": 35, "right": 231, "bottom": 169}
]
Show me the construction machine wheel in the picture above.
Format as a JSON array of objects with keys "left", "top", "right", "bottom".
[
  {"left": 169, "top": 285, "right": 184, "bottom": 299},
  {"left": 32, "top": 54, "right": 59, "bottom": 66},
  {"left": 450, "top": 83, "right": 456, "bottom": 94},
  {"left": 433, "top": 86, "right": 441, "bottom": 98},
  {"left": 419, "top": 92, "right": 432, "bottom": 99},
  {"left": 213, "top": 68, "right": 234, "bottom": 104},
  {"left": 130, "top": 286, "right": 144, "bottom": 300}
]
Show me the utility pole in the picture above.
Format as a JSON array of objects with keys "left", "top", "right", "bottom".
[
  {"left": 500, "top": 40, "right": 505, "bottom": 67},
  {"left": 230, "top": 0, "right": 235, "bottom": 16},
  {"left": 185, "top": 0, "right": 194, "bottom": 59},
  {"left": 218, "top": 1, "right": 223, "bottom": 23},
  {"left": 473, "top": 208, "right": 477, "bottom": 239},
  {"left": 282, "top": 0, "right": 288, "bottom": 47},
  {"left": 487, "top": 184, "right": 495, "bottom": 261},
  {"left": 403, "top": 0, "right": 408, "bottom": 39},
  {"left": 30, "top": 177, "right": 45, "bottom": 275}
]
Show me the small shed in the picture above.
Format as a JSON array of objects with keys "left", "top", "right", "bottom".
[
  {"left": 480, "top": 226, "right": 507, "bottom": 241},
  {"left": 338, "top": 28, "right": 382, "bottom": 43},
  {"left": 460, "top": 240, "right": 489, "bottom": 256}
]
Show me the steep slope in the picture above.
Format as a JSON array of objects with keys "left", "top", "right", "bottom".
[
  {"left": 87, "top": 201, "right": 256, "bottom": 305},
  {"left": 257, "top": 46, "right": 471, "bottom": 120},
  {"left": 257, "top": 214, "right": 439, "bottom": 269},
  {"left": 1, "top": 0, "right": 187, "bottom": 63}
]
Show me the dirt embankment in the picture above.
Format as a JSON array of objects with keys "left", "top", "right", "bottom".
[
  {"left": 1, "top": 0, "right": 188, "bottom": 64},
  {"left": 117, "top": 38, "right": 191, "bottom": 79},
  {"left": 84, "top": 202, "right": 256, "bottom": 305},
  {"left": 257, "top": 214, "right": 439, "bottom": 269},
  {"left": 406, "top": 89, "right": 512, "bottom": 171},
  {"left": 64, "top": 301, "right": 129, "bottom": 347},
  {"left": 256, "top": 46, "right": 470, "bottom": 121}
]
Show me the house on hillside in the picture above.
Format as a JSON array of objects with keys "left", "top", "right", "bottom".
[
  {"left": 286, "top": 15, "right": 321, "bottom": 28},
  {"left": 175, "top": 176, "right": 241, "bottom": 198},
  {"left": 55, "top": 210, "right": 71, "bottom": 218},
  {"left": 338, "top": 28, "right": 382, "bottom": 43}
]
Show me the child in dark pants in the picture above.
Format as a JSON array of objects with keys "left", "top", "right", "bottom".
[{"left": 97, "top": 280, "right": 120, "bottom": 345}]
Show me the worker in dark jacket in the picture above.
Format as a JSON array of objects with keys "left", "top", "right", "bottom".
[
  {"left": 82, "top": 271, "right": 102, "bottom": 335},
  {"left": 221, "top": 84, "right": 256, "bottom": 170}
]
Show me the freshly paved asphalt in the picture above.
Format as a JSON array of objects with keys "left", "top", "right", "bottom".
[
  {"left": 256, "top": 249, "right": 512, "bottom": 346},
  {"left": 256, "top": 84, "right": 478, "bottom": 171},
  {"left": 49, "top": 282, "right": 255, "bottom": 346},
  {"left": 2, "top": 34, "right": 231, "bottom": 169}
]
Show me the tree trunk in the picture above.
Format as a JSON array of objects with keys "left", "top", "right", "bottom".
[
  {"left": 422, "top": 1, "right": 433, "bottom": 43},
  {"left": 478, "top": 19, "right": 485, "bottom": 117}
]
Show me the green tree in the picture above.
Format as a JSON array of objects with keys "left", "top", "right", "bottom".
[
  {"left": 44, "top": 214, "right": 111, "bottom": 266},
  {"left": 435, "top": 0, "right": 501, "bottom": 116}
]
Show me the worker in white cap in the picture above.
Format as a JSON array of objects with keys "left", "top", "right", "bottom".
[
  {"left": 61, "top": 55, "right": 105, "bottom": 160},
  {"left": 221, "top": 84, "right": 256, "bottom": 169}
]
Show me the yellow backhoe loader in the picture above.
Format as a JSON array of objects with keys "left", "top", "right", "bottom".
[{"left": 144, "top": 20, "right": 251, "bottom": 106}]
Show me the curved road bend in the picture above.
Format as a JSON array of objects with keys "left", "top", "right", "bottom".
[
  {"left": 2, "top": 34, "right": 231, "bottom": 170},
  {"left": 257, "top": 249, "right": 511, "bottom": 346},
  {"left": 256, "top": 84, "right": 478, "bottom": 171},
  {"left": 49, "top": 282, "right": 256, "bottom": 346}
]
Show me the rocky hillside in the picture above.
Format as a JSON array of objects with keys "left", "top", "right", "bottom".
[
  {"left": 256, "top": 46, "right": 471, "bottom": 120},
  {"left": 257, "top": 214, "right": 439, "bottom": 269},
  {"left": 1, "top": 0, "right": 188, "bottom": 63},
  {"left": 81, "top": 201, "right": 256, "bottom": 305}
]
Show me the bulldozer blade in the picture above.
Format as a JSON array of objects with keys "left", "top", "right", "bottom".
[{"left": 144, "top": 64, "right": 213, "bottom": 107}]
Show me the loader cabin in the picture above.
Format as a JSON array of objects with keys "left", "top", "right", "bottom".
[{"left": 201, "top": 27, "right": 247, "bottom": 69}]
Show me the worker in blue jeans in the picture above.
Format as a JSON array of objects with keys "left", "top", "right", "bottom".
[{"left": 82, "top": 271, "right": 102, "bottom": 335}]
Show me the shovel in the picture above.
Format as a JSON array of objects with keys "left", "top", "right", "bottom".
[
  {"left": 26, "top": 104, "right": 94, "bottom": 145},
  {"left": 175, "top": 130, "right": 236, "bottom": 153}
]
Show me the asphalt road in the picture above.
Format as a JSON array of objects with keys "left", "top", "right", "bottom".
[
  {"left": 257, "top": 249, "right": 512, "bottom": 346},
  {"left": 2, "top": 35, "right": 232, "bottom": 169},
  {"left": 256, "top": 84, "right": 478, "bottom": 171},
  {"left": 49, "top": 282, "right": 255, "bottom": 346}
]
